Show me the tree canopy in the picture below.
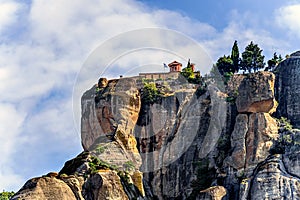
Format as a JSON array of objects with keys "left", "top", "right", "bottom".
[
  {"left": 215, "top": 40, "right": 281, "bottom": 75},
  {"left": 231, "top": 40, "right": 240, "bottom": 73},
  {"left": 181, "top": 59, "right": 194, "bottom": 79},
  {"left": 265, "top": 52, "right": 283, "bottom": 71},
  {"left": 0, "top": 191, "right": 15, "bottom": 200},
  {"left": 240, "top": 41, "right": 265, "bottom": 73},
  {"left": 216, "top": 41, "right": 240, "bottom": 75},
  {"left": 216, "top": 55, "right": 234, "bottom": 76}
]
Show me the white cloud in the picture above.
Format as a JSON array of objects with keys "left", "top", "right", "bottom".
[
  {"left": 0, "top": 0, "right": 216, "bottom": 191},
  {"left": 202, "top": 9, "right": 291, "bottom": 62},
  {"left": 276, "top": 4, "right": 300, "bottom": 38},
  {"left": 0, "top": 104, "right": 25, "bottom": 191},
  {"left": 0, "top": 0, "right": 296, "bottom": 192},
  {"left": 0, "top": 172, "right": 24, "bottom": 192},
  {"left": 0, "top": 1, "right": 20, "bottom": 33},
  {"left": 0, "top": 104, "right": 24, "bottom": 162}
]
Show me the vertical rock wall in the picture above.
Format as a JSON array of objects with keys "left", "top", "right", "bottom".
[
  {"left": 13, "top": 62, "right": 300, "bottom": 200},
  {"left": 275, "top": 51, "right": 300, "bottom": 128}
]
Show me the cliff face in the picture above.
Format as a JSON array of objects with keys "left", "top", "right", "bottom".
[
  {"left": 275, "top": 51, "right": 300, "bottom": 128},
  {"left": 134, "top": 80, "right": 227, "bottom": 199},
  {"left": 13, "top": 56, "right": 300, "bottom": 200}
]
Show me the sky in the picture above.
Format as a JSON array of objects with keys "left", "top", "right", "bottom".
[{"left": 0, "top": 0, "right": 300, "bottom": 192}]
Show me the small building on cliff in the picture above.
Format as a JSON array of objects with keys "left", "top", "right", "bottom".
[
  {"left": 138, "top": 60, "right": 200, "bottom": 84},
  {"left": 139, "top": 61, "right": 183, "bottom": 80},
  {"left": 168, "top": 61, "right": 182, "bottom": 72}
]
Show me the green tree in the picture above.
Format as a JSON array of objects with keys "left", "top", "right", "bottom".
[
  {"left": 216, "top": 55, "right": 234, "bottom": 75},
  {"left": 265, "top": 52, "right": 283, "bottom": 71},
  {"left": 240, "top": 41, "right": 265, "bottom": 73},
  {"left": 0, "top": 191, "right": 15, "bottom": 200},
  {"left": 141, "top": 82, "right": 159, "bottom": 105},
  {"left": 181, "top": 59, "right": 194, "bottom": 79},
  {"left": 231, "top": 40, "right": 240, "bottom": 73}
]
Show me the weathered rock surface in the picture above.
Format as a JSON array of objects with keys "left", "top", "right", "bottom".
[
  {"left": 245, "top": 113, "right": 278, "bottom": 171},
  {"left": 86, "top": 171, "right": 129, "bottom": 200},
  {"left": 14, "top": 64, "right": 300, "bottom": 200},
  {"left": 248, "top": 155, "right": 300, "bottom": 200},
  {"left": 281, "top": 129, "right": 300, "bottom": 178},
  {"left": 225, "top": 112, "right": 278, "bottom": 192},
  {"left": 200, "top": 186, "right": 227, "bottom": 200},
  {"left": 12, "top": 177, "right": 77, "bottom": 200},
  {"left": 135, "top": 82, "right": 227, "bottom": 199},
  {"left": 13, "top": 151, "right": 147, "bottom": 200},
  {"left": 275, "top": 51, "right": 300, "bottom": 128},
  {"left": 236, "top": 71, "right": 277, "bottom": 113},
  {"left": 81, "top": 77, "right": 143, "bottom": 192}
]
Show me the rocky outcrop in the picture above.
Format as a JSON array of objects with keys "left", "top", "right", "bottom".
[
  {"left": 248, "top": 155, "right": 300, "bottom": 199},
  {"left": 13, "top": 151, "right": 147, "bottom": 200},
  {"left": 226, "top": 71, "right": 278, "bottom": 178},
  {"left": 86, "top": 170, "right": 129, "bottom": 200},
  {"left": 275, "top": 51, "right": 300, "bottom": 128},
  {"left": 134, "top": 81, "right": 227, "bottom": 199},
  {"left": 226, "top": 113, "right": 278, "bottom": 172},
  {"left": 12, "top": 176, "right": 77, "bottom": 200},
  {"left": 200, "top": 186, "right": 227, "bottom": 200},
  {"left": 280, "top": 129, "right": 300, "bottom": 179},
  {"left": 236, "top": 71, "right": 277, "bottom": 113},
  {"left": 13, "top": 65, "right": 300, "bottom": 200},
  {"left": 80, "top": 77, "right": 144, "bottom": 196}
]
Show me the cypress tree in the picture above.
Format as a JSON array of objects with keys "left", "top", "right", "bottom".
[{"left": 231, "top": 40, "right": 240, "bottom": 73}]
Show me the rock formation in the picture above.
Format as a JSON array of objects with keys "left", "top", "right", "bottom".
[
  {"left": 275, "top": 51, "right": 300, "bottom": 128},
  {"left": 249, "top": 155, "right": 300, "bottom": 199},
  {"left": 200, "top": 186, "right": 227, "bottom": 200},
  {"left": 13, "top": 56, "right": 300, "bottom": 200},
  {"left": 12, "top": 176, "right": 78, "bottom": 200},
  {"left": 226, "top": 72, "right": 278, "bottom": 176},
  {"left": 236, "top": 71, "right": 277, "bottom": 113}
]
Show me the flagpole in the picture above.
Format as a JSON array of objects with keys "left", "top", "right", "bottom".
[{"left": 163, "top": 63, "right": 167, "bottom": 83}]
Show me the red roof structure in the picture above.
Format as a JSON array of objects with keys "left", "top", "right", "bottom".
[{"left": 168, "top": 61, "right": 182, "bottom": 72}]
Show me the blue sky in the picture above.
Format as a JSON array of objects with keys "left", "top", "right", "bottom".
[
  {"left": 0, "top": 0, "right": 300, "bottom": 191},
  {"left": 139, "top": 0, "right": 283, "bottom": 29}
]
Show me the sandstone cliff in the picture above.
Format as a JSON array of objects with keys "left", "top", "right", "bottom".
[{"left": 13, "top": 57, "right": 300, "bottom": 200}]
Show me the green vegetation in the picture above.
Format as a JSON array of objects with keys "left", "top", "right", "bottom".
[
  {"left": 270, "top": 133, "right": 293, "bottom": 155},
  {"left": 215, "top": 40, "right": 283, "bottom": 75},
  {"left": 0, "top": 191, "right": 15, "bottom": 200},
  {"left": 181, "top": 59, "right": 195, "bottom": 79},
  {"left": 223, "top": 71, "right": 234, "bottom": 85},
  {"left": 123, "top": 161, "right": 135, "bottom": 172},
  {"left": 240, "top": 41, "right": 265, "bottom": 73},
  {"left": 140, "top": 82, "right": 160, "bottom": 105},
  {"left": 216, "top": 55, "right": 235, "bottom": 76},
  {"left": 215, "top": 55, "right": 235, "bottom": 84},
  {"left": 265, "top": 52, "right": 283, "bottom": 72},
  {"left": 95, "top": 87, "right": 101, "bottom": 93},
  {"left": 88, "top": 156, "right": 135, "bottom": 181},
  {"left": 226, "top": 89, "right": 239, "bottom": 103},
  {"left": 181, "top": 59, "right": 204, "bottom": 84},
  {"left": 88, "top": 156, "right": 118, "bottom": 174},
  {"left": 270, "top": 117, "right": 293, "bottom": 155},
  {"left": 95, "top": 144, "right": 107, "bottom": 154},
  {"left": 277, "top": 117, "right": 293, "bottom": 131},
  {"left": 142, "top": 78, "right": 155, "bottom": 83},
  {"left": 216, "top": 41, "right": 240, "bottom": 75},
  {"left": 117, "top": 171, "right": 131, "bottom": 183},
  {"left": 231, "top": 40, "right": 240, "bottom": 73}
]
